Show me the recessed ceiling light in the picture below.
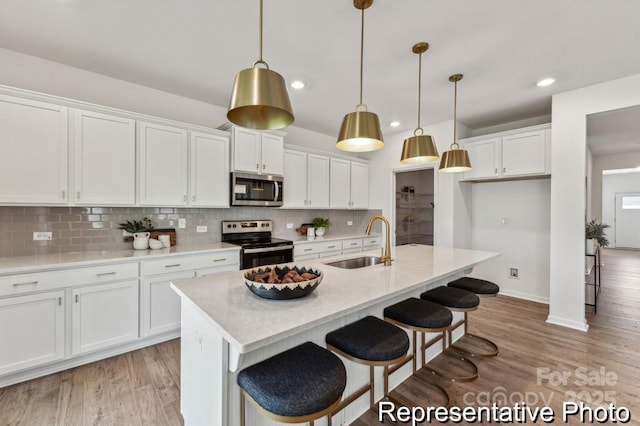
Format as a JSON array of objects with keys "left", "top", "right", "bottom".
[
  {"left": 290, "top": 80, "right": 305, "bottom": 90},
  {"left": 536, "top": 78, "right": 556, "bottom": 87},
  {"left": 390, "top": 121, "right": 401, "bottom": 127}
]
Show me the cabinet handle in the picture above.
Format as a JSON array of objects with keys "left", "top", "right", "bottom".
[
  {"left": 75, "top": 294, "right": 79, "bottom": 303},
  {"left": 262, "top": 164, "right": 266, "bottom": 170},
  {"left": 308, "top": 200, "right": 311, "bottom": 205},
  {"left": 350, "top": 242, "right": 358, "bottom": 246},
  {"left": 183, "top": 195, "right": 187, "bottom": 202},
  {"left": 165, "top": 264, "right": 181, "bottom": 268},
  {"left": 304, "top": 248, "right": 313, "bottom": 252},
  {"left": 495, "top": 168, "right": 498, "bottom": 174},
  {"left": 256, "top": 163, "right": 260, "bottom": 170},
  {"left": 304, "top": 200, "right": 308, "bottom": 205},
  {"left": 58, "top": 297, "right": 62, "bottom": 306},
  {"left": 503, "top": 167, "right": 506, "bottom": 173},
  {"left": 13, "top": 280, "right": 38, "bottom": 287},
  {"left": 213, "top": 258, "right": 226, "bottom": 262},
  {"left": 97, "top": 272, "right": 117, "bottom": 277},
  {"left": 328, "top": 245, "right": 336, "bottom": 249},
  {"left": 192, "top": 195, "right": 196, "bottom": 202},
  {"left": 76, "top": 191, "right": 80, "bottom": 201},
  {"left": 62, "top": 190, "right": 66, "bottom": 201}
]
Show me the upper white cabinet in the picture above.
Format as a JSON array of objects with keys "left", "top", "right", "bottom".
[
  {"left": 461, "top": 124, "right": 551, "bottom": 181},
  {"left": 223, "top": 124, "right": 285, "bottom": 175},
  {"left": 330, "top": 158, "right": 369, "bottom": 209},
  {"left": 0, "top": 94, "right": 68, "bottom": 204},
  {"left": 138, "top": 121, "right": 189, "bottom": 206},
  {"left": 283, "top": 149, "right": 330, "bottom": 209},
  {"left": 190, "top": 131, "right": 229, "bottom": 207},
  {"left": 73, "top": 110, "right": 136, "bottom": 205}
]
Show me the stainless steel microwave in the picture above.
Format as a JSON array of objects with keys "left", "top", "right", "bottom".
[{"left": 231, "top": 172, "right": 283, "bottom": 207}]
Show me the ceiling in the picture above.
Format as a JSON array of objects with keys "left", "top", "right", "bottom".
[{"left": 1, "top": 0, "right": 640, "bottom": 141}]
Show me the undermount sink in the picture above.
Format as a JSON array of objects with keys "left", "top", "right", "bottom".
[{"left": 324, "top": 256, "right": 383, "bottom": 269}]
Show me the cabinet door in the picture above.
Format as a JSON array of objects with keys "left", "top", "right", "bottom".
[
  {"left": 141, "top": 271, "right": 193, "bottom": 337},
  {"left": 232, "top": 127, "right": 261, "bottom": 173},
  {"left": 0, "top": 291, "right": 65, "bottom": 375},
  {"left": 501, "top": 130, "right": 546, "bottom": 177},
  {"left": 330, "top": 158, "right": 351, "bottom": 208},
  {"left": 190, "top": 132, "right": 229, "bottom": 207},
  {"left": 0, "top": 94, "right": 68, "bottom": 204},
  {"left": 350, "top": 162, "right": 369, "bottom": 209},
  {"left": 260, "top": 132, "right": 284, "bottom": 175},
  {"left": 74, "top": 110, "right": 136, "bottom": 205},
  {"left": 138, "top": 121, "right": 188, "bottom": 206},
  {"left": 283, "top": 150, "right": 308, "bottom": 208},
  {"left": 307, "top": 154, "right": 330, "bottom": 208},
  {"left": 463, "top": 138, "right": 501, "bottom": 179},
  {"left": 71, "top": 280, "right": 139, "bottom": 355}
]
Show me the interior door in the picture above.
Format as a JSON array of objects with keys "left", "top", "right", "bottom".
[{"left": 615, "top": 192, "right": 640, "bottom": 249}]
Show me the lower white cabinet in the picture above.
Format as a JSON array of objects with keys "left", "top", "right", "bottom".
[
  {"left": 141, "top": 271, "right": 192, "bottom": 337},
  {"left": 71, "top": 280, "right": 139, "bottom": 355},
  {"left": 0, "top": 291, "right": 65, "bottom": 376},
  {"left": 294, "top": 236, "right": 382, "bottom": 261}
]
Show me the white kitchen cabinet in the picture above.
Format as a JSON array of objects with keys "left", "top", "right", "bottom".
[
  {"left": 0, "top": 94, "right": 68, "bottom": 204},
  {"left": 73, "top": 109, "right": 136, "bottom": 205},
  {"left": 138, "top": 121, "right": 189, "bottom": 206},
  {"left": 223, "top": 124, "right": 285, "bottom": 175},
  {"left": 71, "top": 280, "right": 139, "bottom": 355},
  {"left": 341, "top": 238, "right": 363, "bottom": 254},
  {"left": 190, "top": 131, "right": 229, "bottom": 207},
  {"left": 362, "top": 236, "right": 382, "bottom": 251},
  {"left": 0, "top": 291, "right": 65, "bottom": 375},
  {"left": 283, "top": 149, "right": 330, "bottom": 208},
  {"left": 330, "top": 158, "right": 369, "bottom": 209},
  {"left": 461, "top": 124, "right": 550, "bottom": 181},
  {"left": 294, "top": 240, "right": 342, "bottom": 261}
]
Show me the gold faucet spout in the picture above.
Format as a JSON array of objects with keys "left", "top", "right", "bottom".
[{"left": 365, "top": 215, "right": 392, "bottom": 266}]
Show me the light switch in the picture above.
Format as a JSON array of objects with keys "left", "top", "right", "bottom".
[{"left": 178, "top": 218, "right": 186, "bottom": 228}]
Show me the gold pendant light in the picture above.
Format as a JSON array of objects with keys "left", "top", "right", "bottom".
[
  {"left": 400, "top": 42, "right": 439, "bottom": 164},
  {"left": 336, "top": 0, "right": 384, "bottom": 152},
  {"left": 227, "top": 0, "right": 294, "bottom": 130},
  {"left": 439, "top": 74, "right": 472, "bottom": 173}
]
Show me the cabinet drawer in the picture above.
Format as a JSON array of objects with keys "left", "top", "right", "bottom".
[
  {"left": 294, "top": 241, "right": 341, "bottom": 256},
  {"left": 363, "top": 236, "right": 382, "bottom": 249},
  {"left": 0, "top": 262, "right": 139, "bottom": 297},
  {"left": 141, "top": 250, "right": 239, "bottom": 276},
  {"left": 341, "top": 238, "right": 363, "bottom": 251}
]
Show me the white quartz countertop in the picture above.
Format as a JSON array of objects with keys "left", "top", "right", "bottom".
[
  {"left": 171, "top": 244, "right": 499, "bottom": 354},
  {"left": 0, "top": 242, "right": 240, "bottom": 275}
]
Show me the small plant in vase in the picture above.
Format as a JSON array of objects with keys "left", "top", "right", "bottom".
[
  {"left": 585, "top": 219, "right": 609, "bottom": 254},
  {"left": 312, "top": 217, "right": 331, "bottom": 237},
  {"left": 119, "top": 217, "right": 154, "bottom": 250}
]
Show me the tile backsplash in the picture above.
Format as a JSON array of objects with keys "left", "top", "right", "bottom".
[{"left": 0, "top": 206, "right": 382, "bottom": 257}]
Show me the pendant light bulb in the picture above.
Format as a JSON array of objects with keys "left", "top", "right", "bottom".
[
  {"left": 227, "top": 0, "right": 294, "bottom": 130},
  {"left": 401, "top": 42, "right": 439, "bottom": 164},
  {"left": 439, "top": 74, "right": 472, "bottom": 173},
  {"left": 336, "top": 0, "right": 384, "bottom": 152}
]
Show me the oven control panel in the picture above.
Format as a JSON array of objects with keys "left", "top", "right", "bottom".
[{"left": 222, "top": 220, "right": 272, "bottom": 234}]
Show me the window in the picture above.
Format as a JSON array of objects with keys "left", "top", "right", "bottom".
[{"left": 622, "top": 196, "right": 640, "bottom": 210}]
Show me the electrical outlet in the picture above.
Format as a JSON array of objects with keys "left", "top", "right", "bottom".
[
  {"left": 347, "top": 221, "right": 353, "bottom": 226},
  {"left": 286, "top": 223, "right": 294, "bottom": 229},
  {"left": 33, "top": 232, "right": 52, "bottom": 241},
  {"left": 178, "top": 218, "right": 186, "bottom": 229},
  {"left": 196, "top": 225, "right": 207, "bottom": 233},
  {"left": 509, "top": 267, "right": 519, "bottom": 278}
]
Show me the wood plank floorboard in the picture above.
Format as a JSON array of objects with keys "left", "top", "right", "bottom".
[{"left": 0, "top": 249, "right": 638, "bottom": 425}]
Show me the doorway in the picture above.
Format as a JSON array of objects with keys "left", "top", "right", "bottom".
[
  {"left": 395, "top": 169, "right": 434, "bottom": 246},
  {"left": 615, "top": 192, "right": 640, "bottom": 248}
]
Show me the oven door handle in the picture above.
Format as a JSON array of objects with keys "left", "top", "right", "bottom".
[
  {"left": 274, "top": 181, "right": 279, "bottom": 202},
  {"left": 243, "top": 244, "right": 294, "bottom": 254}
]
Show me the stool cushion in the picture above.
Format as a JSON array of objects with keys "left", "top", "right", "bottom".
[
  {"left": 384, "top": 298, "right": 452, "bottom": 329},
  {"left": 237, "top": 342, "right": 346, "bottom": 417},
  {"left": 326, "top": 316, "right": 409, "bottom": 362},
  {"left": 448, "top": 277, "right": 500, "bottom": 295},
  {"left": 421, "top": 286, "right": 479, "bottom": 309}
]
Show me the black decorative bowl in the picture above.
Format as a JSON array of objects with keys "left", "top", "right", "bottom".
[{"left": 243, "top": 265, "right": 323, "bottom": 300}]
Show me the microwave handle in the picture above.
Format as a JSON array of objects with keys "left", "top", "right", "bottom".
[{"left": 274, "top": 181, "right": 279, "bottom": 202}]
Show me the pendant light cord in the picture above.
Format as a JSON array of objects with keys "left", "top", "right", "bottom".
[
  {"left": 358, "top": 6, "right": 365, "bottom": 107},
  {"left": 259, "top": 0, "right": 263, "bottom": 63},
  {"left": 452, "top": 79, "right": 458, "bottom": 149},
  {"left": 417, "top": 51, "right": 422, "bottom": 131}
]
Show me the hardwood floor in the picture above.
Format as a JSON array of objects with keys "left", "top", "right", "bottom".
[{"left": 1, "top": 247, "right": 638, "bottom": 425}]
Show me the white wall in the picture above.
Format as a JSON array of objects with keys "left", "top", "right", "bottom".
[
  {"left": 469, "top": 179, "right": 551, "bottom": 303},
  {"left": 365, "top": 120, "right": 472, "bottom": 248},
  {"left": 602, "top": 171, "right": 640, "bottom": 247},
  {"left": 590, "top": 151, "right": 640, "bottom": 219},
  {"left": 549, "top": 73, "right": 640, "bottom": 331},
  {"left": 0, "top": 48, "right": 339, "bottom": 154}
]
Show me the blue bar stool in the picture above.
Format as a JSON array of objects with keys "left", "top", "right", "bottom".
[
  {"left": 447, "top": 277, "right": 500, "bottom": 356},
  {"left": 237, "top": 342, "right": 347, "bottom": 425},
  {"left": 421, "top": 284, "right": 498, "bottom": 358},
  {"left": 384, "top": 297, "right": 478, "bottom": 384}
]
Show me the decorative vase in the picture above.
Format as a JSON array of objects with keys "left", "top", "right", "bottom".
[
  {"left": 315, "top": 227, "right": 325, "bottom": 237},
  {"left": 133, "top": 232, "right": 151, "bottom": 250}
]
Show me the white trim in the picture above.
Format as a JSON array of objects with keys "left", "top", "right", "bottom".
[{"left": 545, "top": 315, "right": 589, "bottom": 332}]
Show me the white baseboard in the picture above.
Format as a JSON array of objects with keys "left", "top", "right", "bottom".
[{"left": 546, "top": 315, "right": 589, "bottom": 332}]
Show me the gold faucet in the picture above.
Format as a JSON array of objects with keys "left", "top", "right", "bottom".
[{"left": 365, "top": 215, "right": 392, "bottom": 266}]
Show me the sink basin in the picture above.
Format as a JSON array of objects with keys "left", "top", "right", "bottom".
[{"left": 324, "top": 256, "right": 383, "bottom": 269}]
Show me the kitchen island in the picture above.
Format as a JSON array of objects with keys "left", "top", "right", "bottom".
[{"left": 171, "top": 244, "right": 499, "bottom": 425}]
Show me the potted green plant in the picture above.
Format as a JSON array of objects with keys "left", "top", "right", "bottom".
[
  {"left": 585, "top": 219, "right": 609, "bottom": 254},
  {"left": 312, "top": 217, "right": 331, "bottom": 237},
  {"left": 119, "top": 218, "right": 154, "bottom": 250}
]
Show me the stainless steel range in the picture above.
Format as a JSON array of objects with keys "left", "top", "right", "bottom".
[{"left": 221, "top": 220, "right": 293, "bottom": 269}]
